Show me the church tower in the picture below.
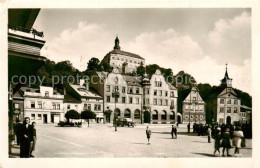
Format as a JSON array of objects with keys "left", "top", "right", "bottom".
[
  {"left": 221, "top": 63, "right": 232, "bottom": 88},
  {"left": 113, "top": 36, "right": 121, "bottom": 50}
]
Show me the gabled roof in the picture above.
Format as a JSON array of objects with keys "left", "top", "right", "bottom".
[
  {"left": 64, "top": 93, "right": 81, "bottom": 103},
  {"left": 167, "top": 82, "right": 177, "bottom": 90},
  {"left": 218, "top": 87, "right": 238, "bottom": 97},
  {"left": 123, "top": 75, "right": 141, "bottom": 87},
  {"left": 70, "top": 84, "right": 102, "bottom": 99},
  {"left": 109, "top": 49, "right": 145, "bottom": 60},
  {"left": 96, "top": 71, "right": 108, "bottom": 80}
]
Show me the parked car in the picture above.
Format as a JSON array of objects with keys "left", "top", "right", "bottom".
[
  {"left": 116, "top": 118, "right": 135, "bottom": 127},
  {"left": 58, "top": 121, "right": 75, "bottom": 127}
]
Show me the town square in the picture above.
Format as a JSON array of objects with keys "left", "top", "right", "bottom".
[{"left": 1, "top": 3, "right": 260, "bottom": 168}]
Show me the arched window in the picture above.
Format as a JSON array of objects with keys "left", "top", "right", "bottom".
[
  {"left": 161, "top": 110, "right": 167, "bottom": 120},
  {"left": 170, "top": 111, "right": 175, "bottom": 120},
  {"left": 114, "top": 108, "right": 120, "bottom": 117},
  {"left": 152, "top": 110, "right": 158, "bottom": 120},
  {"left": 124, "top": 109, "right": 131, "bottom": 118},
  {"left": 134, "top": 109, "right": 140, "bottom": 119}
]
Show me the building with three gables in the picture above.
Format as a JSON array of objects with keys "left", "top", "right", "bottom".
[
  {"left": 101, "top": 36, "right": 145, "bottom": 74},
  {"left": 182, "top": 86, "right": 206, "bottom": 124}
]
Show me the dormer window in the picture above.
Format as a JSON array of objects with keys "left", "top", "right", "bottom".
[{"left": 45, "top": 91, "right": 49, "bottom": 97}]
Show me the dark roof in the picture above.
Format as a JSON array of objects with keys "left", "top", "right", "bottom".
[
  {"left": 109, "top": 49, "right": 144, "bottom": 60},
  {"left": 64, "top": 93, "right": 81, "bottom": 103},
  {"left": 123, "top": 75, "right": 142, "bottom": 86}
]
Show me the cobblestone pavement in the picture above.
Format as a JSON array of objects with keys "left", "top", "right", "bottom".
[{"left": 10, "top": 123, "right": 252, "bottom": 158}]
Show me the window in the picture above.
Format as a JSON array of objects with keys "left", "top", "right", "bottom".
[
  {"left": 31, "top": 102, "right": 35, "bottom": 108},
  {"left": 38, "top": 102, "right": 42, "bottom": 109},
  {"left": 45, "top": 91, "right": 49, "bottom": 97},
  {"left": 146, "top": 98, "right": 150, "bottom": 105},
  {"left": 94, "top": 104, "right": 98, "bottom": 111},
  {"left": 171, "top": 101, "right": 174, "bottom": 108},
  {"left": 190, "top": 115, "right": 193, "bottom": 119},
  {"left": 134, "top": 110, "right": 140, "bottom": 119},
  {"left": 67, "top": 105, "right": 70, "bottom": 109},
  {"left": 98, "top": 105, "right": 101, "bottom": 111},
  {"left": 234, "top": 108, "right": 238, "bottom": 113},
  {"left": 75, "top": 105, "right": 78, "bottom": 110},
  {"left": 159, "top": 99, "right": 162, "bottom": 106},
  {"left": 31, "top": 114, "right": 35, "bottom": 120},
  {"left": 152, "top": 111, "right": 158, "bottom": 120},
  {"left": 161, "top": 111, "right": 167, "bottom": 120},
  {"left": 122, "top": 87, "right": 126, "bottom": 93},
  {"left": 154, "top": 90, "right": 157, "bottom": 96},
  {"left": 122, "top": 97, "right": 126, "bottom": 103},
  {"left": 193, "top": 97, "right": 196, "bottom": 102},
  {"left": 106, "top": 85, "right": 110, "bottom": 92},
  {"left": 57, "top": 104, "right": 60, "bottom": 110},
  {"left": 136, "top": 98, "right": 140, "bottom": 104},
  {"left": 227, "top": 107, "right": 231, "bottom": 113},
  {"left": 165, "top": 91, "right": 168, "bottom": 97},
  {"left": 153, "top": 99, "right": 157, "bottom": 105},
  {"left": 87, "top": 104, "right": 91, "bottom": 110},
  {"left": 136, "top": 88, "right": 140, "bottom": 94},
  {"left": 220, "top": 107, "right": 224, "bottom": 112},
  {"left": 185, "top": 115, "right": 189, "bottom": 119},
  {"left": 107, "top": 96, "right": 110, "bottom": 103},
  {"left": 159, "top": 90, "right": 162, "bottom": 96},
  {"left": 14, "top": 103, "right": 19, "bottom": 109},
  {"left": 129, "top": 97, "right": 133, "bottom": 104},
  {"left": 234, "top": 100, "right": 238, "bottom": 105},
  {"left": 146, "top": 89, "right": 150, "bottom": 95},
  {"left": 185, "top": 104, "right": 189, "bottom": 110},
  {"left": 165, "top": 100, "right": 168, "bottom": 106},
  {"left": 170, "top": 91, "right": 174, "bottom": 97},
  {"left": 129, "top": 87, "right": 133, "bottom": 94},
  {"left": 200, "top": 115, "right": 203, "bottom": 120},
  {"left": 227, "top": 99, "right": 231, "bottom": 104},
  {"left": 84, "top": 104, "right": 87, "bottom": 109},
  {"left": 52, "top": 103, "right": 56, "bottom": 109},
  {"left": 220, "top": 99, "right": 224, "bottom": 104},
  {"left": 38, "top": 114, "right": 42, "bottom": 120}
]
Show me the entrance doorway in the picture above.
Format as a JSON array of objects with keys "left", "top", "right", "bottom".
[
  {"left": 51, "top": 114, "right": 54, "bottom": 123},
  {"left": 43, "top": 114, "right": 47, "bottom": 123},
  {"left": 177, "top": 115, "right": 181, "bottom": 124},
  {"left": 144, "top": 111, "right": 150, "bottom": 123},
  {"left": 226, "top": 116, "right": 231, "bottom": 125}
]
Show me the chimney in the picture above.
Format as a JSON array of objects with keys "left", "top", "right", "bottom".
[
  {"left": 85, "top": 79, "right": 89, "bottom": 91},
  {"left": 79, "top": 79, "right": 85, "bottom": 86}
]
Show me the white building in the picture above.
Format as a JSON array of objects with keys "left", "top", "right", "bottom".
[
  {"left": 64, "top": 79, "right": 104, "bottom": 123},
  {"left": 182, "top": 86, "right": 206, "bottom": 124},
  {"left": 22, "top": 86, "right": 64, "bottom": 124},
  {"left": 101, "top": 36, "right": 145, "bottom": 73},
  {"left": 217, "top": 65, "right": 241, "bottom": 124}
]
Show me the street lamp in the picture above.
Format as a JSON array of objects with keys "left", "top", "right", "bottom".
[{"left": 112, "top": 86, "right": 119, "bottom": 131}]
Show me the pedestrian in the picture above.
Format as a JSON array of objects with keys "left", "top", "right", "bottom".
[
  {"left": 14, "top": 118, "right": 22, "bottom": 145},
  {"left": 171, "top": 125, "right": 174, "bottom": 139},
  {"left": 20, "top": 117, "right": 33, "bottom": 158},
  {"left": 207, "top": 127, "right": 212, "bottom": 143},
  {"left": 29, "top": 122, "right": 37, "bottom": 157},
  {"left": 233, "top": 126, "right": 244, "bottom": 157},
  {"left": 213, "top": 127, "right": 222, "bottom": 156},
  {"left": 174, "top": 125, "right": 177, "bottom": 139},
  {"left": 187, "top": 123, "right": 190, "bottom": 133},
  {"left": 146, "top": 126, "right": 152, "bottom": 145},
  {"left": 221, "top": 128, "right": 232, "bottom": 157}
]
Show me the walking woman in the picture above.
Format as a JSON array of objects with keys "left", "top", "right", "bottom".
[
  {"left": 146, "top": 126, "right": 152, "bottom": 145},
  {"left": 233, "top": 126, "right": 244, "bottom": 157},
  {"left": 221, "top": 128, "right": 232, "bottom": 157},
  {"left": 213, "top": 127, "right": 222, "bottom": 156}
]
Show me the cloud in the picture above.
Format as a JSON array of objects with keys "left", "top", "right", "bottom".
[
  {"left": 124, "top": 28, "right": 204, "bottom": 73},
  {"left": 208, "top": 11, "right": 251, "bottom": 65},
  {"left": 41, "top": 22, "right": 114, "bottom": 71}
]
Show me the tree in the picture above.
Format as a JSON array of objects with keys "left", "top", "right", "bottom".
[
  {"left": 81, "top": 110, "right": 96, "bottom": 127},
  {"left": 87, "top": 57, "right": 100, "bottom": 71},
  {"left": 136, "top": 62, "right": 145, "bottom": 76},
  {"left": 104, "top": 109, "right": 112, "bottom": 123},
  {"left": 65, "top": 110, "right": 80, "bottom": 122}
]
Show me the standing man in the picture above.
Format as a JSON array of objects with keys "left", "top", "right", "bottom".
[
  {"left": 187, "top": 123, "right": 190, "bottom": 133},
  {"left": 29, "top": 122, "right": 37, "bottom": 157},
  {"left": 146, "top": 126, "right": 152, "bottom": 145},
  {"left": 171, "top": 125, "right": 174, "bottom": 139},
  {"left": 208, "top": 126, "right": 212, "bottom": 143},
  {"left": 174, "top": 125, "right": 177, "bottom": 139},
  {"left": 20, "top": 117, "right": 33, "bottom": 158}
]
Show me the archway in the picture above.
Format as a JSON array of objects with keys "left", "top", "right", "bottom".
[
  {"left": 226, "top": 116, "right": 231, "bottom": 125},
  {"left": 170, "top": 111, "right": 175, "bottom": 120},
  {"left": 177, "top": 115, "right": 181, "bottom": 124},
  {"left": 134, "top": 109, "right": 140, "bottom": 119},
  {"left": 152, "top": 110, "right": 158, "bottom": 120},
  {"left": 124, "top": 109, "right": 131, "bottom": 118},
  {"left": 161, "top": 110, "right": 167, "bottom": 120},
  {"left": 114, "top": 108, "right": 120, "bottom": 117},
  {"left": 144, "top": 111, "right": 150, "bottom": 123}
]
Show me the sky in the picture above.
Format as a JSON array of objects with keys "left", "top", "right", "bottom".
[{"left": 33, "top": 8, "right": 251, "bottom": 94}]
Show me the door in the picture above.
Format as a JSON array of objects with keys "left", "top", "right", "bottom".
[
  {"left": 51, "top": 114, "right": 54, "bottom": 123},
  {"left": 178, "top": 115, "right": 181, "bottom": 124},
  {"left": 144, "top": 111, "right": 150, "bottom": 123},
  {"left": 226, "top": 116, "right": 231, "bottom": 125},
  {"left": 43, "top": 114, "right": 47, "bottom": 123}
]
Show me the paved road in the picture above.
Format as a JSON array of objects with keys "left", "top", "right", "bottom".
[{"left": 27, "top": 124, "right": 252, "bottom": 158}]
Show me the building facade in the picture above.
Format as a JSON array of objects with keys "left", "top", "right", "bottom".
[
  {"left": 22, "top": 86, "right": 64, "bottom": 124},
  {"left": 101, "top": 36, "right": 145, "bottom": 73},
  {"left": 217, "top": 66, "right": 241, "bottom": 124},
  {"left": 182, "top": 86, "right": 206, "bottom": 124}
]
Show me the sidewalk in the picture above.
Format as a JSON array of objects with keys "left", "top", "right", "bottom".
[{"left": 9, "top": 142, "right": 20, "bottom": 158}]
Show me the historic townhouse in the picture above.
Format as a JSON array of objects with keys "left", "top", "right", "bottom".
[
  {"left": 217, "top": 66, "right": 241, "bottom": 124},
  {"left": 143, "top": 69, "right": 178, "bottom": 124},
  {"left": 22, "top": 86, "right": 64, "bottom": 124},
  {"left": 182, "top": 86, "right": 206, "bottom": 124},
  {"left": 91, "top": 68, "right": 142, "bottom": 123},
  {"left": 101, "top": 36, "right": 145, "bottom": 73},
  {"left": 64, "top": 79, "right": 104, "bottom": 123}
]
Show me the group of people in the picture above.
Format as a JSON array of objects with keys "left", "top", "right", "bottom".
[
  {"left": 13, "top": 117, "right": 37, "bottom": 158},
  {"left": 213, "top": 125, "right": 245, "bottom": 157}
]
